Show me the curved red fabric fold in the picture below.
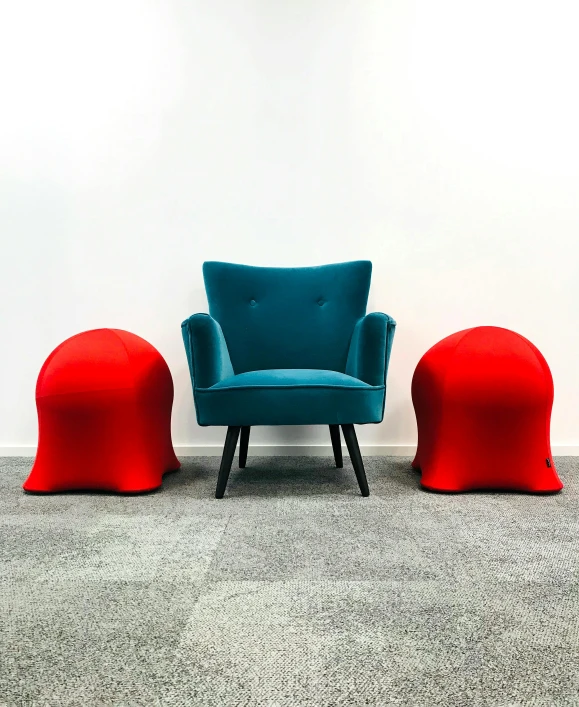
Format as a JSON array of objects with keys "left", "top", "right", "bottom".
[
  {"left": 24, "top": 329, "right": 180, "bottom": 493},
  {"left": 412, "top": 326, "right": 563, "bottom": 493}
]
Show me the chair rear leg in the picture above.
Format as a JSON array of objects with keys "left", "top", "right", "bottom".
[
  {"left": 239, "top": 426, "right": 251, "bottom": 468},
  {"left": 216, "top": 426, "right": 241, "bottom": 499},
  {"left": 341, "top": 424, "right": 370, "bottom": 497},
  {"left": 329, "top": 425, "right": 343, "bottom": 468}
]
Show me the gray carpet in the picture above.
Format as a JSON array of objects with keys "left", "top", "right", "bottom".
[{"left": 1, "top": 455, "right": 578, "bottom": 707}]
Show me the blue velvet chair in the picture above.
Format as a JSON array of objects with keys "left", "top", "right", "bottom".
[{"left": 181, "top": 261, "right": 396, "bottom": 498}]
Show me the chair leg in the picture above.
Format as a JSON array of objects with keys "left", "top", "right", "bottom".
[
  {"left": 216, "top": 426, "right": 241, "bottom": 499},
  {"left": 239, "top": 426, "right": 251, "bottom": 468},
  {"left": 341, "top": 424, "right": 370, "bottom": 497},
  {"left": 329, "top": 425, "right": 343, "bottom": 468}
]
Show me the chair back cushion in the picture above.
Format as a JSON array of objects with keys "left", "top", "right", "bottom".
[{"left": 203, "top": 261, "right": 371, "bottom": 373}]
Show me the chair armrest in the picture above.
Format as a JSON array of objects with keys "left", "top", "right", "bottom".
[
  {"left": 181, "top": 314, "right": 234, "bottom": 390},
  {"left": 345, "top": 313, "right": 396, "bottom": 386}
]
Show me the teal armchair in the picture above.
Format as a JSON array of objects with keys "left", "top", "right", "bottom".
[{"left": 182, "top": 261, "right": 396, "bottom": 498}]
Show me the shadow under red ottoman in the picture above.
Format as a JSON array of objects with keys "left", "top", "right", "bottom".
[
  {"left": 23, "top": 329, "right": 180, "bottom": 493},
  {"left": 411, "top": 326, "right": 563, "bottom": 493}
]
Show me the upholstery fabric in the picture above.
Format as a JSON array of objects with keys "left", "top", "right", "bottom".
[
  {"left": 212, "top": 369, "right": 370, "bottom": 389},
  {"left": 202, "top": 261, "right": 372, "bottom": 373},
  {"left": 23, "top": 329, "right": 180, "bottom": 493},
  {"left": 195, "top": 369, "right": 385, "bottom": 426},
  {"left": 182, "top": 261, "right": 396, "bottom": 427},
  {"left": 182, "top": 314, "right": 233, "bottom": 390},
  {"left": 411, "top": 326, "right": 563, "bottom": 493},
  {"left": 346, "top": 312, "right": 396, "bottom": 386}
]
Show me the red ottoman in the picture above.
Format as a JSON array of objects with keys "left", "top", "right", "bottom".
[
  {"left": 24, "top": 329, "right": 180, "bottom": 493},
  {"left": 411, "top": 326, "right": 563, "bottom": 493}
]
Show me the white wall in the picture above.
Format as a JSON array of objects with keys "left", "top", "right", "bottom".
[{"left": 2, "top": 0, "right": 579, "bottom": 453}]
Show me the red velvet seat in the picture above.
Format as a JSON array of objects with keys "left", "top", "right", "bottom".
[
  {"left": 24, "top": 329, "right": 180, "bottom": 493},
  {"left": 411, "top": 326, "right": 563, "bottom": 493}
]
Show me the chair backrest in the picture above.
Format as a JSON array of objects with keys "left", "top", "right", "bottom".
[{"left": 203, "top": 261, "right": 372, "bottom": 374}]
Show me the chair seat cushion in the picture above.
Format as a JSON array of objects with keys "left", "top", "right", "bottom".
[
  {"left": 212, "top": 369, "right": 371, "bottom": 390},
  {"left": 195, "top": 369, "right": 385, "bottom": 426}
]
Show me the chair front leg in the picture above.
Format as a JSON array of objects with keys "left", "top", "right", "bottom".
[
  {"left": 216, "top": 426, "right": 241, "bottom": 498},
  {"left": 341, "top": 424, "right": 370, "bottom": 497}
]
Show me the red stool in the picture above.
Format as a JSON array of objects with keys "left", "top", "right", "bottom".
[
  {"left": 411, "top": 326, "right": 563, "bottom": 493},
  {"left": 24, "top": 329, "right": 180, "bottom": 493}
]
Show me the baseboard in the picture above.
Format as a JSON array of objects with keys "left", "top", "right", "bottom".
[
  {"left": 3, "top": 445, "right": 579, "bottom": 457},
  {"left": 172, "top": 444, "right": 418, "bottom": 457}
]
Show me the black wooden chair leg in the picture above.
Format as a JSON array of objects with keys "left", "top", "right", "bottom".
[
  {"left": 341, "top": 424, "right": 370, "bottom": 497},
  {"left": 216, "top": 426, "right": 241, "bottom": 498},
  {"left": 329, "top": 425, "right": 343, "bottom": 468},
  {"left": 239, "top": 426, "right": 250, "bottom": 468}
]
